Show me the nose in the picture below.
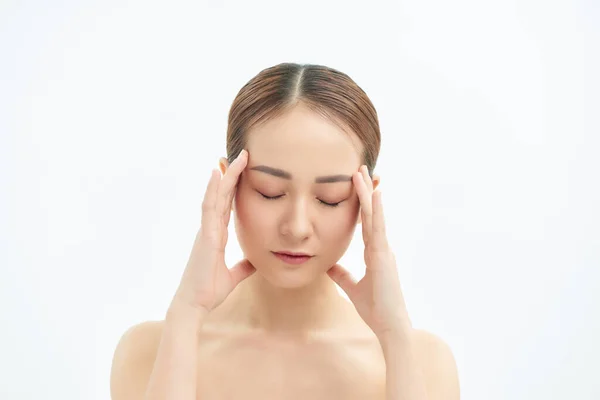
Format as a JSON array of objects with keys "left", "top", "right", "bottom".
[{"left": 280, "top": 198, "right": 313, "bottom": 241}]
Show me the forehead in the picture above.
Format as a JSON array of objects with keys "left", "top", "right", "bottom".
[{"left": 245, "top": 105, "right": 363, "bottom": 176}]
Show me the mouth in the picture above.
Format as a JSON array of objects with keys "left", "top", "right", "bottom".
[{"left": 271, "top": 251, "right": 314, "bottom": 265}]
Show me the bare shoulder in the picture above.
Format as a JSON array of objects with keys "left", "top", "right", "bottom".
[
  {"left": 110, "top": 320, "right": 165, "bottom": 400},
  {"left": 411, "top": 329, "right": 461, "bottom": 400},
  {"left": 411, "top": 328, "right": 454, "bottom": 355}
]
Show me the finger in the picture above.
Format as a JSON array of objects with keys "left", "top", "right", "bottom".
[
  {"left": 361, "top": 165, "right": 374, "bottom": 193},
  {"left": 353, "top": 166, "right": 373, "bottom": 245},
  {"left": 353, "top": 170, "right": 371, "bottom": 245},
  {"left": 360, "top": 165, "right": 375, "bottom": 243},
  {"left": 371, "top": 190, "right": 389, "bottom": 250},
  {"left": 216, "top": 150, "right": 248, "bottom": 222},
  {"left": 200, "top": 168, "right": 221, "bottom": 231},
  {"left": 222, "top": 154, "right": 247, "bottom": 226},
  {"left": 223, "top": 184, "right": 238, "bottom": 227},
  {"left": 228, "top": 258, "right": 256, "bottom": 287},
  {"left": 326, "top": 264, "right": 357, "bottom": 299},
  {"left": 222, "top": 176, "right": 241, "bottom": 227}
]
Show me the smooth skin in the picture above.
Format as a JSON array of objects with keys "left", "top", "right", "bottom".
[{"left": 110, "top": 104, "right": 460, "bottom": 400}]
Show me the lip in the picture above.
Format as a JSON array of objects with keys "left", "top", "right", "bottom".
[
  {"left": 272, "top": 251, "right": 314, "bottom": 265},
  {"left": 274, "top": 250, "right": 313, "bottom": 257}
]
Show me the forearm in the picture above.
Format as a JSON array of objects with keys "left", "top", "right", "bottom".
[
  {"left": 380, "top": 328, "right": 428, "bottom": 400},
  {"left": 144, "top": 299, "right": 208, "bottom": 400}
]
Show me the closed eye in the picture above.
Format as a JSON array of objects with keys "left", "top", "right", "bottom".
[
  {"left": 319, "top": 199, "right": 342, "bottom": 207},
  {"left": 257, "top": 192, "right": 342, "bottom": 208},
  {"left": 259, "top": 193, "right": 284, "bottom": 201}
]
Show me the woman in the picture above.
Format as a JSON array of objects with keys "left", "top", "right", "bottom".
[{"left": 110, "top": 63, "right": 460, "bottom": 399}]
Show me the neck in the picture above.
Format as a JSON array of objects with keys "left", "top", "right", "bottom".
[{"left": 226, "top": 271, "right": 350, "bottom": 336}]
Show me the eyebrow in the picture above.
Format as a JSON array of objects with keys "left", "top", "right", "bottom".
[{"left": 249, "top": 165, "right": 352, "bottom": 183}]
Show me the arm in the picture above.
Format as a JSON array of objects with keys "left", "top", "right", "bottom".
[
  {"left": 112, "top": 155, "right": 253, "bottom": 399},
  {"left": 380, "top": 328, "right": 460, "bottom": 400},
  {"left": 110, "top": 320, "right": 162, "bottom": 400},
  {"left": 110, "top": 300, "right": 208, "bottom": 400},
  {"left": 324, "top": 169, "right": 460, "bottom": 399},
  {"left": 143, "top": 301, "right": 209, "bottom": 400},
  {"left": 380, "top": 327, "right": 429, "bottom": 400}
]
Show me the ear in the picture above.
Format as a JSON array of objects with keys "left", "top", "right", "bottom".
[
  {"left": 372, "top": 174, "right": 381, "bottom": 191},
  {"left": 357, "top": 173, "right": 381, "bottom": 225},
  {"left": 218, "top": 157, "right": 229, "bottom": 176}
]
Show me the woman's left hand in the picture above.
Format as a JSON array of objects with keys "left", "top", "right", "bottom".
[{"left": 327, "top": 165, "right": 412, "bottom": 340}]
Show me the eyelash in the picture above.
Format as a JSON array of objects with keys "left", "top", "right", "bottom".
[{"left": 258, "top": 192, "right": 341, "bottom": 208}]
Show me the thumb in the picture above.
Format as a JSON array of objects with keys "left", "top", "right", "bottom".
[
  {"left": 229, "top": 259, "right": 256, "bottom": 287},
  {"left": 326, "top": 264, "right": 357, "bottom": 299}
]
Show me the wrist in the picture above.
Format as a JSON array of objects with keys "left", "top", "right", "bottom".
[
  {"left": 377, "top": 324, "right": 413, "bottom": 352},
  {"left": 167, "top": 295, "right": 211, "bottom": 325}
]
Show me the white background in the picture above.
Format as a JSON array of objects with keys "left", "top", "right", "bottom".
[{"left": 1, "top": 0, "right": 598, "bottom": 399}]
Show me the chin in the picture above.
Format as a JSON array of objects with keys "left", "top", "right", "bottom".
[
  {"left": 255, "top": 257, "right": 325, "bottom": 289},
  {"left": 263, "top": 274, "right": 314, "bottom": 289}
]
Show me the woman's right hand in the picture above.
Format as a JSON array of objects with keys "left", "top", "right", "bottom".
[{"left": 171, "top": 149, "right": 255, "bottom": 315}]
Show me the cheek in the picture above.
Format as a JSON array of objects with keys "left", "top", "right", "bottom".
[
  {"left": 318, "top": 205, "right": 360, "bottom": 241},
  {"left": 234, "top": 188, "right": 273, "bottom": 234},
  {"left": 314, "top": 208, "right": 359, "bottom": 266}
]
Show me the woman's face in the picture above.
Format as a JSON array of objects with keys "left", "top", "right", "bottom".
[{"left": 224, "top": 104, "right": 375, "bottom": 288}]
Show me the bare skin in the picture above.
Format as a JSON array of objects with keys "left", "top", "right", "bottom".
[
  {"left": 110, "top": 103, "right": 459, "bottom": 399},
  {"left": 113, "top": 311, "right": 449, "bottom": 400},
  {"left": 127, "top": 294, "right": 387, "bottom": 399}
]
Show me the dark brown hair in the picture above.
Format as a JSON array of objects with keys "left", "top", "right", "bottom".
[{"left": 226, "top": 63, "right": 381, "bottom": 176}]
